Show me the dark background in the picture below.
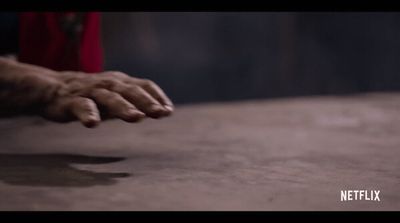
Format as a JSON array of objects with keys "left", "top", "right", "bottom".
[{"left": 102, "top": 12, "right": 400, "bottom": 104}]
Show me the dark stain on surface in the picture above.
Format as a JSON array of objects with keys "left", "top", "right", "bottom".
[{"left": 0, "top": 153, "right": 130, "bottom": 187}]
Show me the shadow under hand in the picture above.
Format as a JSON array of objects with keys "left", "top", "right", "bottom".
[{"left": 0, "top": 153, "right": 130, "bottom": 187}]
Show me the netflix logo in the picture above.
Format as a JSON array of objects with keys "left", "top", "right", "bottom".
[{"left": 340, "top": 190, "right": 381, "bottom": 202}]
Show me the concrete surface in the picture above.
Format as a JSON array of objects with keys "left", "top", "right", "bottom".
[{"left": 0, "top": 92, "right": 399, "bottom": 210}]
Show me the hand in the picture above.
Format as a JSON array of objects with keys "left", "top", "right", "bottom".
[{"left": 0, "top": 57, "right": 174, "bottom": 128}]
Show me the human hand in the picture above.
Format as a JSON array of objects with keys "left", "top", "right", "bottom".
[{"left": 0, "top": 57, "right": 174, "bottom": 128}]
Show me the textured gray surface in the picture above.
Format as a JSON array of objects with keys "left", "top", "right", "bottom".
[{"left": 0, "top": 93, "right": 399, "bottom": 210}]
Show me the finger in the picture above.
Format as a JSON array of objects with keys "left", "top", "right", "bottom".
[
  {"left": 42, "top": 98, "right": 74, "bottom": 123},
  {"left": 105, "top": 72, "right": 174, "bottom": 110},
  {"left": 113, "top": 84, "right": 169, "bottom": 118},
  {"left": 42, "top": 97, "right": 100, "bottom": 128},
  {"left": 138, "top": 79, "right": 174, "bottom": 113},
  {"left": 89, "top": 88, "right": 145, "bottom": 122},
  {"left": 68, "top": 97, "right": 101, "bottom": 128},
  {"left": 101, "top": 71, "right": 174, "bottom": 113}
]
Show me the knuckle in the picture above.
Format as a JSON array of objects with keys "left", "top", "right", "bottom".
[
  {"left": 92, "top": 89, "right": 121, "bottom": 103},
  {"left": 92, "top": 88, "right": 108, "bottom": 95},
  {"left": 82, "top": 97, "right": 95, "bottom": 106},
  {"left": 93, "top": 78, "right": 117, "bottom": 89},
  {"left": 107, "top": 91, "right": 120, "bottom": 98},
  {"left": 141, "top": 79, "right": 156, "bottom": 87},
  {"left": 74, "top": 97, "right": 95, "bottom": 110},
  {"left": 106, "top": 71, "right": 129, "bottom": 78},
  {"left": 125, "top": 85, "right": 142, "bottom": 93},
  {"left": 106, "top": 92, "right": 122, "bottom": 103}
]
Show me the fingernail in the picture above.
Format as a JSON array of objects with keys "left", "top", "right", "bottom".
[
  {"left": 127, "top": 108, "right": 145, "bottom": 116},
  {"left": 150, "top": 104, "right": 166, "bottom": 112},
  {"left": 84, "top": 118, "right": 99, "bottom": 128},
  {"left": 83, "top": 113, "right": 100, "bottom": 128},
  {"left": 123, "top": 108, "right": 145, "bottom": 122},
  {"left": 164, "top": 105, "right": 174, "bottom": 112}
]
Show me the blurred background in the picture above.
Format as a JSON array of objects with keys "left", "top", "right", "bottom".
[{"left": 102, "top": 12, "right": 400, "bottom": 104}]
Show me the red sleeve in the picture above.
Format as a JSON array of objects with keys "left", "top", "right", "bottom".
[{"left": 18, "top": 12, "right": 103, "bottom": 73}]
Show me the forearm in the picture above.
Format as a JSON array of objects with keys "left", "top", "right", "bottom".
[{"left": 0, "top": 57, "right": 63, "bottom": 116}]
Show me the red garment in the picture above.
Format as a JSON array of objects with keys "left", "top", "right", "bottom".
[{"left": 18, "top": 12, "right": 103, "bottom": 73}]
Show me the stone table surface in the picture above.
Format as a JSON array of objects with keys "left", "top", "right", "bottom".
[{"left": 0, "top": 93, "right": 399, "bottom": 211}]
